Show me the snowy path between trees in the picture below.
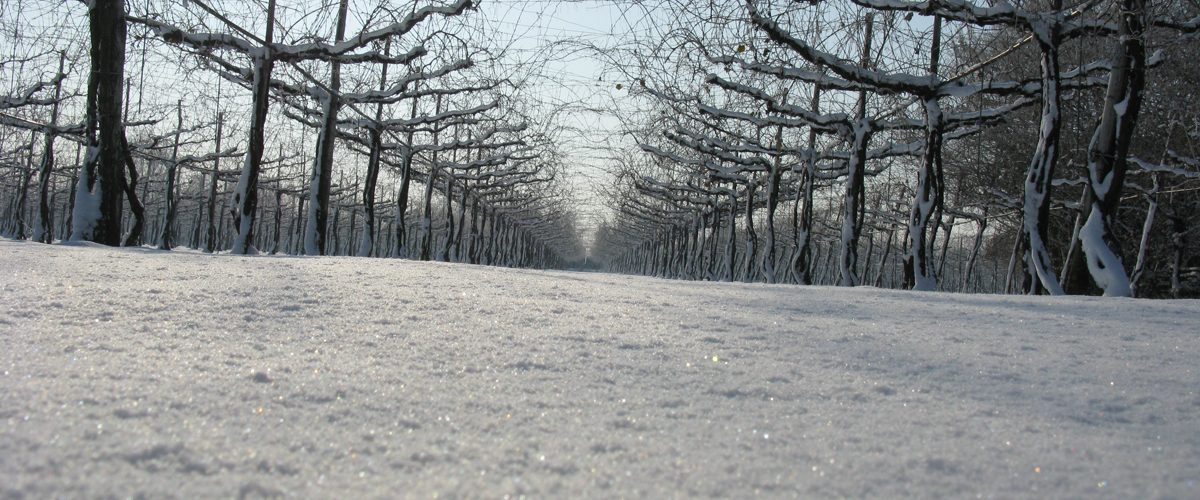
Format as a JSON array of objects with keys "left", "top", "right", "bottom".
[{"left": 1, "top": 240, "right": 1198, "bottom": 498}]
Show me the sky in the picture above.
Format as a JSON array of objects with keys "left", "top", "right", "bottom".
[{"left": 471, "top": 0, "right": 670, "bottom": 238}]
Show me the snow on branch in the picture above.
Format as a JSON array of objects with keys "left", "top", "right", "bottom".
[
  {"left": 696, "top": 102, "right": 819, "bottom": 133},
  {"left": 0, "top": 73, "right": 67, "bottom": 110},
  {"left": 352, "top": 81, "right": 499, "bottom": 107},
  {"left": 847, "top": 0, "right": 1195, "bottom": 39},
  {"left": 302, "top": 43, "right": 427, "bottom": 66},
  {"left": 338, "top": 59, "right": 477, "bottom": 104},
  {"left": 842, "top": 0, "right": 1026, "bottom": 27},
  {"left": 672, "top": 124, "right": 809, "bottom": 158},
  {"left": 705, "top": 75, "right": 847, "bottom": 130},
  {"left": 663, "top": 128, "right": 772, "bottom": 172},
  {"left": 702, "top": 75, "right": 926, "bottom": 136},
  {"left": 165, "top": 149, "right": 245, "bottom": 172},
  {"left": 457, "top": 166, "right": 538, "bottom": 182},
  {"left": 634, "top": 177, "right": 716, "bottom": 208},
  {"left": 204, "top": 52, "right": 308, "bottom": 96},
  {"left": 1151, "top": 15, "right": 1200, "bottom": 35},
  {"left": 372, "top": 100, "right": 499, "bottom": 130},
  {"left": 707, "top": 55, "right": 872, "bottom": 94},
  {"left": 413, "top": 136, "right": 525, "bottom": 155},
  {"left": 942, "top": 96, "right": 1037, "bottom": 127},
  {"left": 1131, "top": 155, "right": 1200, "bottom": 178},
  {"left": 0, "top": 112, "right": 84, "bottom": 136},
  {"left": 129, "top": 16, "right": 258, "bottom": 53},
  {"left": 1166, "top": 151, "right": 1199, "bottom": 168},
  {"left": 747, "top": 2, "right": 935, "bottom": 95},
  {"left": 133, "top": 0, "right": 472, "bottom": 64},
  {"left": 476, "top": 171, "right": 554, "bottom": 192},
  {"left": 638, "top": 143, "right": 748, "bottom": 183},
  {"left": 442, "top": 149, "right": 533, "bottom": 171},
  {"left": 274, "top": 0, "right": 474, "bottom": 62}
]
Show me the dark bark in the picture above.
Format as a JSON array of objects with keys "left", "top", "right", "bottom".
[
  {"left": 794, "top": 85, "right": 820, "bottom": 285},
  {"left": 14, "top": 131, "right": 35, "bottom": 240},
  {"left": 904, "top": 15, "right": 943, "bottom": 291},
  {"left": 159, "top": 101, "right": 184, "bottom": 250},
  {"left": 743, "top": 180, "right": 757, "bottom": 281},
  {"left": 76, "top": 0, "right": 129, "bottom": 245},
  {"left": 441, "top": 163, "right": 454, "bottom": 262},
  {"left": 271, "top": 190, "right": 283, "bottom": 254},
  {"left": 961, "top": 211, "right": 987, "bottom": 292},
  {"left": 838, "top": 13, "right": 874, "bottom": 287},
  {"left": 65, "top": 144, "right": 80, "bottom": 238},
  {"left": 453, "top": 182, "right": 469, "bottom": 260},
  {"left": 468, "top": 194, "right": 481, "bottom": 263},
  {"left": 305, "top": 0, "right": 349, "bottom": 256},
  {"left": 1060, "top": 188, "right": 1096, "bottom": 294},
  {"left": 35, "top": 53, "right": 66, "bottom": 244},
  {"left": 230, "top": 0, "right": 276, "bottom": 254},
  {"left": 120, "top": 136, "right": 145, "bottom": 246},
  {"left": 1078, "top": 0, "right": 1147, "bottom": 297},
  {"left": 1022, "top": 11, "right": 1066, "bottom": 295},
  {"left": 1166, "top": 208, "right": 1185, "bottom": 299},
  {"left": 206, "top": 114, "right": 223, "bottom": 252},
  {"left": 394, "top": 93, "right": 419, "bottom": 258},
  {"left": 359, "top": 41, "right": 389, "bottom": 257},
  {"left": 763, "top": 125, "right": 784, "bottom": 283},
  {"left": 420, "top": 95, "right": 443, "bottom": 261}
]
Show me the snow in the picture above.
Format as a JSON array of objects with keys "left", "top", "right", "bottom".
[
  {"left": 68, "top": 150, "right": 101, "bottom": 242},
  {"left": 2, "top": 240, "right": 1199, "bottom": 497},
  {"left": 1079, "top": 204, "right": 1133, "bottom": 297},
  {"left": 1113, "top": 95, "right": 1130, "bottom": 118}
]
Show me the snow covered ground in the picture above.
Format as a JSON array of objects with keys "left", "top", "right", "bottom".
[{"left": 1, "top": 239, "right": 1198, "bottom": 498}]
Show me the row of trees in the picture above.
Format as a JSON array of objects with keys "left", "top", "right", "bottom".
[
  {"left": 0, "top": 0, "right": 584, "bottom": 269},
  {"left": 592, "top": 0, "right": 1199, "bottom": 298}
]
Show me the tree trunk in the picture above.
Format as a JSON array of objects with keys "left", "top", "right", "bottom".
[
  {"left": 420, "top": 95, "right": 443, "bottom": 261},
  {"left": 905, "top": 16, "right": 943, "bottom": 291},
  {"left": 724, "top": 196, "right": 737, "bottom": 282},
  {"left": 293, "top": 185, "right": 306, "bottom": 254},
  {"left": 441, "top": 162, "right": 454, "bottom": 262},
  {"left": 763, "top": 124, "right": 784, "bottom": 283},
  {"left": 65, "top": 143, "right": 81, "bottom": 238},
  {"left": 874, "top": 229, "right": 894, "bottom": 288},
  {"left": 72, "top": 0, "right": 129, "bottom": 245},
  {"left": 839, "top": 13, "right": 874, "bottom": 287},
  {"left": 1079, "top": 0, "right": 1146, "bottom": 297},
  {"left": 120, "top": 135, "right": 146, "bottom": 246},
  {"left": 14, "top": 131, "right": 36, "bottom": 240},
  {"left": 1021, "top": 12, "right": 1066, "bottom": 295},
  {"left": 230, "top": 0, "right": 276, "bottom": 255},
  {"left": 743, "top": 180, "right": 757, "bottom": 282},
  {"left": 1060, "top": 187, "right": 1094, "bottom": 293},
  {"left": 206, "top": 114, "right": 223, "bottom": 252},
  {"left": 935, "top": 216, "right": 955, "bottom": 286},
  {"left": 358, "top": 42, "right": 389, "bottom": 257},
  {"left": 962, "top": 211, "right": 987, "bottom": 293},
  {"left": 794, "top": 84, "right": 821, "bottom": 285},
  {"left": 468, "top": 195, "right": 481, "bottom": 264},
  {"left": 454, "top": 182, "right": 469, "bottom": 261},
  {"left": 303, "top": 0, "right": 349, "bottom": 256},
  {"left": 706, "top": 201, "right": 719, "bottom": 280},
  {"left": 1129, "top": 174, "right": 1157, "bottom": 297},
  {"left": 1166, "top": 208, "right": 1185, "bottom": 299},
  {"left": 34, "top": 53, "right": 66, "bottom": 244},
  {"left": 158, "top": 101, "right": 183, "bottom": 250},
  {"left": 394, "top": 92, "right": 420, "bottom": 258}
]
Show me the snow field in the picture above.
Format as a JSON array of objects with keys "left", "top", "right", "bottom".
[{"left": 1, "top": 239, "right": 1198, "bottom": 498}]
